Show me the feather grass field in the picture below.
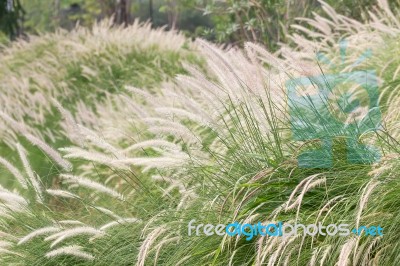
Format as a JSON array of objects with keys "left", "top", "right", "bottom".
[{"left": 1, "top": 0, "right": 400, "bottom": 265}]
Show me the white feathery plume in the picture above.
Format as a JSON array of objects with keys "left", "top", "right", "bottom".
[
  {"left": 142, "top": 117, "right": 200, "bottom": 143},
  {"left": 51, "top": 98, "right": 84, "bottom": 147},
  {"left": 319, "top": 245, "right": 332, "bottom": 266},
  {"left": 257, "top": 234, "right": 281, "bottom": 264},
  {"left": 31, "top": 173, "right": 44, "bottom": 203},
  {"left": 46, "top": 189, "right": 80, "bottom": 199},
  {"left": 360, "top": 237, "right": 381, "bottom": 265},
  {"left": 115, "top": 153, "right": 190, "bottom": 170},
  {"left": 18, "top": 226, "right": 61, "bottom": 245},
  {"left": 267, "top": 236, "right": 298, "bottom": 266},
  {"left": 0, "top": 247, "right": 22, "bottom": 256},
  {"left": 0, "top": 156, "right": 27, "bottom": 189},
  {"left": 125, "top": 86, "right": 157, "bottom": 105},
  {"left": 92, "top": 206, "right": 122, "bottom": 220},
  {"left": 175, "top": 255, "right": 191, "bottom": 265},
  {"left": 153, "top": 236, "right": 180, "bottom": 264},
  {"left": 137, "top": 226, "right": 167, "bottom": 266},
  {"left": 377, "top": 0, "right": 400, "bottom": 28},
  {"left": 57, "top": 220, "right": 85, "bottom": 226},
  {"left": 77, "top": 124, "right": 124, "bottom": 158},
  {"left": 45, "top": 226, "right": 105, "bottom": 248},
  {"left": 119, "top": 95, "right": 149, "bottom": 118},
  {"left": 123, "top": 139, "right": 181, "bottom": 153},
  {"left": 282, "top": 247, "right": 296, "bottom": 266},
  {"left": 0, "top": 110, "right": 28, "bottom": 134},
  {"left": 147, "top": 126, "right": 200, "bottom": 145},
  {"left": 24, "top": 133, "right": 72, "bottom": 171},
  {"left": 152, "top": 175, "right": 196, "bottom": 200},
  {"left": 0, "top": 191, "right": 28, "bottom": 209},
  {"left": 60, "top": 174, "right": 124, "bottom": 200},
  {"left": 16, "top": 143, "right": 34, "bottom": 181},
  {"left": 44, "top": 128, "right": 56, "bottom": 143},
  {"left": 315, "top": 195, "right": 344, "bottom": 223},
  {"left": 163, "top": 90, "right": 211, "bottom": 120},
  {"left": 284, "top": 175, "right": 326, "bottom": 222},
  {"left": 338, "top": 237, "right": 357, "bottom": 266},
  {"left": 0, "top": 231, "right": 17, "bottom": 241},
  {"left": 356, "top": 180, "right": 379, "bottom": 228},
  {"left": 16, "top": 143, "right": 43, "bottom": 202},
  {"left": 309, "top": 247, "right": 320, "bottom": 266},
  {"left": 59, "top": 147, "right": 128, "bottom": 169},
  {"left": 155, "top": 107, "right": 215, "bottom": 129},
  {"left": 285, "top": 174, "right": 323, "bottom": 210},
  {"left": 45, "top": 245, "right": 94, "bottom": 260},
  {"left": 100, "top": 217, "right": 140, "bottom": 231},
  {"left": 0, "top": 241, "right": 12, "bottom": 248},
  {"left": 0, "top": 207, "right": 13, "bottom": 218}
]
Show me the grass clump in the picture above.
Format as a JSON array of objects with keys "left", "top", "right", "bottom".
[{"left": 1, "top": 1, "right": 400, "bottom": 265}]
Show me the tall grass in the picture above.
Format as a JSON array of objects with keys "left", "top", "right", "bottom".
[
  {"left": 1, "top": 0, "right": 400, "bottom": 265},
  {"left": 0, "top": 18, "right": 195, "bottom": 188}
]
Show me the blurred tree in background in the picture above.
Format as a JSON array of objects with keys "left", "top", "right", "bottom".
[
  {"left": 18, "top": 0, "right": 210, "bottom": 36},
  {"left": 8, "top": 0, "right": 400, "bottom": 49},
  {"left": 200, "top": 0, "right": 399, "bottom": 49},
  {"left": 21, "top": 0, "right": 133, "bottom": 33},
  {"left": 0, "top": 0, "right": 25, "bottom": 40}
]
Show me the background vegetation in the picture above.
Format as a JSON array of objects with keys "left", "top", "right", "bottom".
[
  {"left": 0, "top": 0, "right": 400, "bottom": 265},
  {"left": 1, "top": 0, "right": 399, "bottom": 48}
]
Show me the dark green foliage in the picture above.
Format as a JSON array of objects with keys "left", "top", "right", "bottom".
[
  {"left": 0, "top": 0, "right": 25, "bottom": 39},
  {"left": 199, "top": 0, "right": 400, "bottom": 49}
]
